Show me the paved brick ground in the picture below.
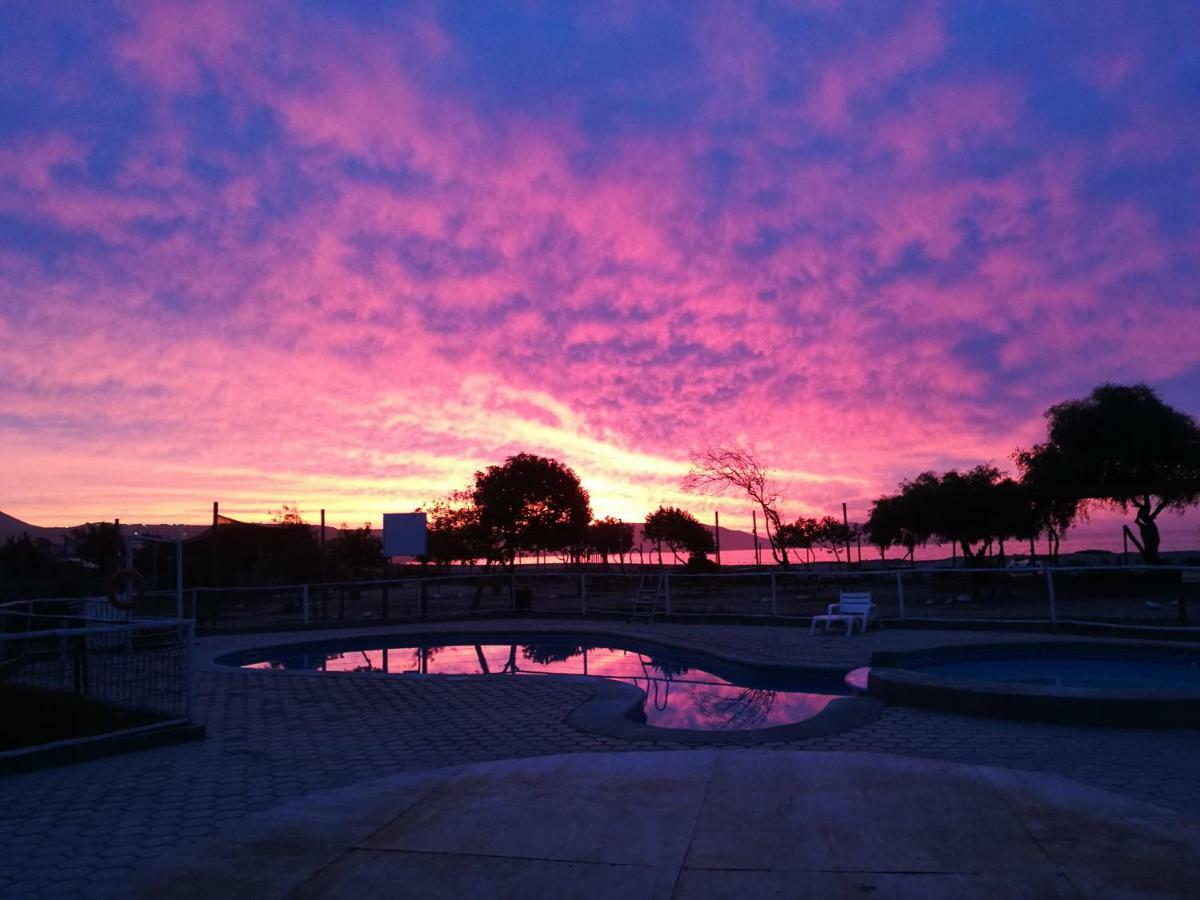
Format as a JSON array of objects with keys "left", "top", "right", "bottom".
[{"left": 2, "top": 621, "right": 1198, "bottom": 897}]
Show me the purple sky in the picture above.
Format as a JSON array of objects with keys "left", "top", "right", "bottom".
[{"left": 2, "top": 2, "right": 1199, "bottom": 542}]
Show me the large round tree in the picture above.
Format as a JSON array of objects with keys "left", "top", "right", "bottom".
[
  {"left": 471, "top": 453, "right": 592, "bottom": 568},
  {"left": 1017, "top": 384, "right": 1200, "bottom": 563}
]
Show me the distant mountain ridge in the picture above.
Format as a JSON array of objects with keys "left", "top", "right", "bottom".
[
  {"left": 0, "top": 509, "right": 766, "bottom": 553},
  {"left": 0, "top": 510, "right": 65, "bottom": 542},
  {"left": 0, "top": 511, "right": 203, "bottom": 543}
]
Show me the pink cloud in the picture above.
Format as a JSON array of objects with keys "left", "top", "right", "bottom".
[{"left": 1, "top": 0, "right": 1198, "bottom": 554}]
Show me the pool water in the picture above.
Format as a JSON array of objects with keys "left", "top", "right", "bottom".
[
  {"left": 914, "top": 658, "right": 1200, "bottom": 691},
  {"left": 239, "top": 638, "right": 850, "bottom": 732}
]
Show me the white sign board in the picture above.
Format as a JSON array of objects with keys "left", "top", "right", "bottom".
[{"left": 382, "top": 512, "right": 428, "bottom": 557}]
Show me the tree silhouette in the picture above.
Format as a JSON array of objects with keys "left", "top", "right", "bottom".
[
  {"left": 421, "top": 491, "right": 488, "bottom": 567},
  {"left": 587, "top": 517, "right": 634, "bottom": 569},
  {"left": 472, "top": 453, "right": 592, "bottom": 569},
  {"left": 643, "top": 506, "right": 714, "bottom": 563},
  {"left": 329, "top": 523, "right": 384, "bottom": 580},
  {"left": 1016, "top": 384, "right": 1200, "bottom": 563},
  {"left": 522, "top": 641, "right": 583, "bottom": 665},
  {"left": 863, "top": 496, "right": 920, "bottom": 562},
  {"left": 693, "top": 688, "right": 777, "bottom": 729},
  {"left": 777, "top": 516, "right": 821, "bottom": 567},
  {"left": 811, "top": 516, "right": 859, "bottom": 567},
  {"left": 871, "top": 466, "right": 1034, "bottom": 565},
  {"left": 69, "top": 522, "right": 124, "bottom": 576},
  {"left": 683, "top": 446, "right": 790, "bottom": 564}
]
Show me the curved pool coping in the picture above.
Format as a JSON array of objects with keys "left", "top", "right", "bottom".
[
  {"left": 868, "top": 641, "right": 1200, "bottom": 728},
  {"left": 211, "top": 627, "right": 885, "bottom": 745}
]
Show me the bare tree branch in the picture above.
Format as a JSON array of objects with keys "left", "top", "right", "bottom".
[{"left": 681, "top": 445, "right": 790, "bottom": 564}]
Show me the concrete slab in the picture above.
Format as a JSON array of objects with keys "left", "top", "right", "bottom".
[
  {"left": 673, "top": 868, "right": 1078, "bottom": 900},
  {"left": 688, "top": 752, "right": 1044, "bottom": 873},
  {"left": 293, "top": 849, "right": 678, "bottom": 899},
  {"left": 362, "top": 752, "right": 714, "bottom": 867},
  {"left": 129, "top": 768, "right": 458, "bottom": 899},
  {"left": 126, "top": 749, "right": 1200, "bottom": 899}
]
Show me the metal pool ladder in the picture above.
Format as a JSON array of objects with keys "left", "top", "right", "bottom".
[{"left": 630, "top": 572, "right": 665, "bottom": 621}]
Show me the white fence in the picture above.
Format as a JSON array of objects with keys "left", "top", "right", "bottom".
[{"left": 146, "top": 565, "right": 1200, "bottom": 630}]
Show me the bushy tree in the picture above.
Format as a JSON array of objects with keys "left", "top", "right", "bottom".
[
  {"left": 872, "top": 466, "right": 1033, "bottom": 565},
  {"left": 864, "top": 495, "right": 920, "bottom": 562},
  {"left": 69, "top": 522, "right": 124, "bottom": 576},
  {"left": 776, "top": 517, "right": 821, "bottom": 566},
  {"left": 1013, "top": 442, "right": 1081, "bottom": 562},
  {"left": 1016, "top": 384, "right": 1200, "bottom": 563},
  {"left": 643, "top": 506, "right": 714, "bottom": 563},
  {"left": 472, "top": 453, "right": 592, "bottom": 569},
  {"left": 421, "top": 492, "right": 488, "bottom": 567},
  {"left": 587, "top": 517, "right": 634, "bottom": 569},
  {"left": 329, "top": 523, "right": 384, "bottom": 580},
  {"left": 812, "top": 516, "right": 860, "bottom": 567}
]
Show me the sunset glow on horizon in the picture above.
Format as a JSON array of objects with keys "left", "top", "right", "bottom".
[{"left": 3, "top": 2, "right": 1200, "bottom": 534}]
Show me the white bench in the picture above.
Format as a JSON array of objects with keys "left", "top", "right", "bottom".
[{"left": 810, "top": 592, "right": 877, "bottom": 636}]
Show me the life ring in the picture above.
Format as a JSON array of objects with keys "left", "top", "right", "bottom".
[{"left": 108, "top": 569, "right": 144, "bottom": 611}]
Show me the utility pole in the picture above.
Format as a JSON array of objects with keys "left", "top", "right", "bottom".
[
  {"left": 714, "top": 510, "right": 721, "bottom": 566},
  {"left": 320, "top": 508, "right": 327, "bottom": 583},
  {"left": 211, "top": 502, "right": 219, "bottom": 587},
  {"left": 752, "top": 510, "right": 760, "bottom": 567}
]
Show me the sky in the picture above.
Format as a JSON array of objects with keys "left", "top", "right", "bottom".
[{"left": 2, "top": 1, "right": 1200, "bottom": 540}]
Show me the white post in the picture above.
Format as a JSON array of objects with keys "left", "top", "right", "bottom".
[
  {"left": 770, "top": 572, "right": 777, "bottom": 617},
  {"left": 895, "top": 572, "right": 905, "bottom": 620},
  {"left": 1044, "top": 568, "right": 1057, "bottom": 623},
  {"left": 664, "top": 573, "right": 672, "bottom": 615},
  {"left": 184, "top": 618, "right": 196, "bottom": 722},
  {"left": 580, "top": 573, "right": 587, "bottom": 615},
  {"left": 302, "top": 584, "right": 310, "bottom": 624},
  {"left": 175, "top": 539, "right": 184, "bottom": 620}
]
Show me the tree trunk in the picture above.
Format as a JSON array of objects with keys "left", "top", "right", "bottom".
[
  {"left": 762, "top": 507, "right": 790, "bottom": 566},
  {"left": 1135, "top": 506, "right": 1162, "bottom": 564}
]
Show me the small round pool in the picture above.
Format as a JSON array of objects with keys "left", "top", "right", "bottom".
[
  {"left": 218, "top": 631, "right": 877, "bottom": 736},
  {"left": 867, "top": 642, "right": 1200, "bottom": 727}
]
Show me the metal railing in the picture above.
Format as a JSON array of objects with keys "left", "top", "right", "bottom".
[
  {"left": 129, "top": 565, "right": 1200, "bottom": 631},
  {"left": 1, "top": 606, "right": 196, "bottom": 730}
]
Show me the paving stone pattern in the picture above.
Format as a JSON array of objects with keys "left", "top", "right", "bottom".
[{"left": 2, "top": 621, "right": 1198, "bottom": 897}]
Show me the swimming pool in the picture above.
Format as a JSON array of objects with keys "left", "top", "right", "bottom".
[
  {"left": 867, "top": 642, "right": 1200, "bottom": 727},
  {"left": 222, "top": 633, "right": 861, "bottom": 733},
  {"left": 910, "top": 658, "right": 1200, "bottom": 691}
]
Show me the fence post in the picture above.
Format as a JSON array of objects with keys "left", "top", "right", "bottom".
[
  {"left": 175, "top": 539, "right": 184, "bottom": 620},
  {"left": 1044, "top": 568, "right": 1057, "bottom": 623},
  {"left": 580, "top": 574, "right": 587, "bottom": 615},
  {"left": 184, "top": 619, "right": 196, "bottom": 721},
  {"left": 302, "top": 584, "right": 310, "bottom": 624},
  {"left": 664, "top": 573, "right": 672, "bottom": 615},
  {"left": 895, "top": 572, "right": 906, "bottom": 620},
  {"left": 770, "top": 572, "right": 777, "bottom": 617}
]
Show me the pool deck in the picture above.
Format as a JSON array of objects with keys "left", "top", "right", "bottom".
[
  {"left": 3, "top": 620, "right": 1200, "bottom": 897},
  {"left": 127, "top": 750, "right": 1200, "bottom": 898}
]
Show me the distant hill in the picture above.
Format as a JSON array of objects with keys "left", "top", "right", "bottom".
[
  {"left": 0, "top": 510, "right": 65, "bottom": 542},
  {"left": 630, "top": 522, "right": 763, "bottom": 552},
  {"left": 0, "top": 511, "right": 208, "bottom": 544}
]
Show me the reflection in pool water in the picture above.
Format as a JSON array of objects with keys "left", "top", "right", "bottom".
[{"left": 243, "top": 639, "right": 847, "bottom": 731}]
